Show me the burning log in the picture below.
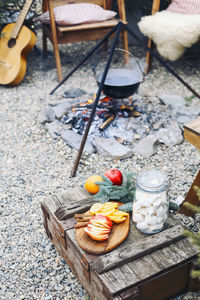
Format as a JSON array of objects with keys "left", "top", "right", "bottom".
[{"left": 62, "top": 94, "right": 141, "bottom": 134}]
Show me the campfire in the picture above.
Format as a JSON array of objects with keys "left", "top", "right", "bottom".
[{"left": 61, "top": 94, "right": 141, "bottom": 135}]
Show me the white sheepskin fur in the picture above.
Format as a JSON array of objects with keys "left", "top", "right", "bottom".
[{"left": 138, "top": 11, "right": 200, "bottom": 61}]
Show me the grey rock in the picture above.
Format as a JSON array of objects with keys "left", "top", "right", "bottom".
[
  {"left": 174, "top": 105, "right": 200, "bottom": 124},
  {"left": 195, "top": 213, "right": 200, "bottom": 222},
  {"left": 53, "top": 103, "right": 71, "bottom": 119},
  {"left": 95, "top": 136, "right": 133, "bottom": 159},
  {"left": 176, "top": 115, "right": 192, "bottom": 124},
  {"left": 61, "top": 129, "right": 95, "bottom": 154},
  {"left": 159, "top": 94, "right": 185, "bottom": 108},
  {"left": 63, "top": 88, "right": 87, "bottom": 98},
  {"left": 133, "top": 134, "right": 158, "bottom": 157},
  {"left": 156, "top": 121, "right": 183, "bottom": 147},
  {"left": 38, "top": 107, "right": 55, "bottom": 124},
  {"left": 53, "top": 285, "right": 64, "bottom": 291},
  {"left": 46, "top": 120, "right": 62, "bottom": 138}
]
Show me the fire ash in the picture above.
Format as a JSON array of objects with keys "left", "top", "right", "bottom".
[{"left": 61, "top": 94, "right": 141, "bottom": 136}]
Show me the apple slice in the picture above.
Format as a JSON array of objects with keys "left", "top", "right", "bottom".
[
  {"left": 89, "top": 215, "right": 113, "bottom": 229},
  {"left": 84, "top": 227, "right": 109, "bottom": 241},
  {"left": 87, "top": 224, "right": 111, "bottom": 234}
]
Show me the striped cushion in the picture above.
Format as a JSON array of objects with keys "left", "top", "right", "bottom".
[
  {"left": 167, "top": 0, "right": 200, "bottom": 14},
  {"left": 37, "top": 3, "right": 117, "bottom": 25}
]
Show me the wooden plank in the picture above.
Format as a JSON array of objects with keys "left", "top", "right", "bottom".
[
  {"left": 175, "top": 237, "right": 199, "bottom": 257},
  {"left": 54, "top": 198, "right": 95, "bottom": 220},
  {"left": 179, "top": 170, "right": 200, "bottom": 216},
  {"left": 93, "top": 225, "right": 185, "bottom": 273},
  {"left": 100, "top": 264, "right": 140, "bottom": 295},
  {"left": 99, "top": 238, "right": 199, "bottom": 295},
  {"left": 184, "top": 130, "right": 200, "bottom": 149},
  {"left": 58, "top": 19, "right": 120, "bottom": 32},
  {"left": 54, "top": 187, "right": 95, "bottom": 220},
  {"left": 184, "top": 117, "right": 200, "bottom": 148},
  {"left": 184, "top": 117, "right": 200, "bottom": 137},
  {"left": 139, "top": 262, "right": 190, "bottom": 300}
]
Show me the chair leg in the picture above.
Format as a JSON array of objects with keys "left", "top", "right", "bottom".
[
  {"left": 144, "top": 0, "right": 161, "bottom": 73},
  {"left": 42, "top": 26, "right": 48, "bottom": 58},
  {"left": 144, "top": 39, "right": 152, "bottom": 74},
  {"left": 53, "top": 43, "right": 62, "bottom": 82},
  {"left": 47, "top": 0, "right": 63, "bottom": 82},
  {"left": 122, "top": 30, "right": 129, "bottom": 53}
]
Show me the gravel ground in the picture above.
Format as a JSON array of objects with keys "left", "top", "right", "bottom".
[{"left": 1, "top": 29, "right": 200, "bottom": 299}]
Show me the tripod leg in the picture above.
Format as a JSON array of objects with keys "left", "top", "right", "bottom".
[{"left": 71, "top": 22, "right": 123, "bottom": 177}]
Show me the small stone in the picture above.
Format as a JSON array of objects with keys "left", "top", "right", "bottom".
[
  {"left": 53, "top": 103, "right": 71, "bottom": 119},
  {"left": 63, "top": 88, "right": 87, "bottom": 98},
  {"left": 61, "top": 129, "right": 95, "bottom": 154},
  {"left": 133, "top": 134, "right": 158, "bottom": 157},
  {"left": 46, "top": 120, "right": 63, "bottom": 138},
  {"left": 95, "top": 136, "right": 133, "bottom": 159},
  {"left": 156, "top": 121, "right": 183, "bottom": 147},
  {"left": 38, "top": 107, "right": 55, "bottom": 124},
  {"left": 159, "top": 94, "right": 185, "bottom": 109}
]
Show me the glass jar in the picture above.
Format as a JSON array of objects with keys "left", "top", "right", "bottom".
[{"left": 133, "top": 169, "right": 168, "bottom": 234}]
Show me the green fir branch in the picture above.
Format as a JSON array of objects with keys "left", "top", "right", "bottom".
[
  {"left": 94, "top": 172, "right": 135, "bottom": 209},
  {"left": 119, "top": 202, "right": 133, "bottom": 212}
]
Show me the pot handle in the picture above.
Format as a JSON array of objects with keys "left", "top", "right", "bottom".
[{"left": 92, "top": 48, "right": 145, "bottom": 81}]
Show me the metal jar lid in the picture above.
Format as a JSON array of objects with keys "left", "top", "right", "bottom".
[{"left": 137, "top": 169, "right": 167, "bottom": 193}]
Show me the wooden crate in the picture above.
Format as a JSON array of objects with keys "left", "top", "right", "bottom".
[{"left": 41, "top": 187, "right": 199, "bottom": 300}]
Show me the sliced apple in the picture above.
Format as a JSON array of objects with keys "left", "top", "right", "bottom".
[
  {"left": 87, "top": 224, "right": 110, "bottom": 234},
  {"left": 89, "top": 215, "right": 113, "bottom": 229},
  {"left": 84, "top": 227, "right": 109, "bottom": 241}
]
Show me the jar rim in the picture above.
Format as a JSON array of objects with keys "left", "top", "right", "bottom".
[{"left": 137, "top": 169, "right": 167, "bottom": 192}]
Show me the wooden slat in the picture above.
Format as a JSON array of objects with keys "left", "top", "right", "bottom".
[
  {"left": 100, "top": 264, "right": 140, "bottom": 295},
  {"left": 100, "top": 238, "right": 198, "bottom": 295},
  {"left": 93, "top": 225, "right": 185, "bottom": 273},
  {"left": 184, "top": 117, "right": 200, "bottom": 148},
  {"left": 179, "top": 170, "right": 200, "bottom": 216},
  {"left": 184, "top": 130, "right": 200, "bottom": 149},
  {"left": 54, "top": 187, "right": 95, "bottom": 220},
  {"left": 184, "top": 117, "right": 200, "bottom": 136},
  {"left": 57, "top": 19, "right": 126, "bottom": 32}
]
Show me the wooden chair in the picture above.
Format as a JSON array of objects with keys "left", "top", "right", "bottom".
[
  {"left": 42, "top": 0, "right": 128, "bottom": 82},
  {"left": 144, "top": 0, "right": 160, "bottom": 74}
]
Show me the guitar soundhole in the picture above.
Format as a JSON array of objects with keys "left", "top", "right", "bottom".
[{"left": 8, "top": 38, "right": 16, "bottom": 48}]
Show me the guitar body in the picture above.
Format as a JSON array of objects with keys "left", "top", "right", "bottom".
[{"left": 0, "top": 23, "right": 36, "bottom": 86}]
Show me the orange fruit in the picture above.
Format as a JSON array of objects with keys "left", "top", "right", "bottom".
[{"left": 84, "top": 175, "right": 103, "bottom": 194}]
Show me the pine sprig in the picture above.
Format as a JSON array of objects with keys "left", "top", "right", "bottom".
[
  {"left": 119, "top": 202, "right": 133, "bottom": 212},
  {"left": 94, "top": 172, "right": 135, "bottom": 211}
]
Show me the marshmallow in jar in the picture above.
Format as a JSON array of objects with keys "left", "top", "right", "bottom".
[{"left": 133, "top": 169, "right": 168, "bottom": 234}]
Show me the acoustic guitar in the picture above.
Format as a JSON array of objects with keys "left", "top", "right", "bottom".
[{"left": 0, "top": 0, "right": 36, "bottom": 86}]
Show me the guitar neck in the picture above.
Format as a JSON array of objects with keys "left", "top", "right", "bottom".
[{"left": 11, "top": 0, "right": 34, "bottom": 39}]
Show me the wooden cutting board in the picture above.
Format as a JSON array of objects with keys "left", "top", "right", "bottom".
[{"left": 75, "top": 208, "right": 130, "bottom": 255}]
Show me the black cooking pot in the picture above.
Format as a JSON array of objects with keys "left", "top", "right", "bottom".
[{"left": 96, "top": 68, "right": 143, "bottom": 99}]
